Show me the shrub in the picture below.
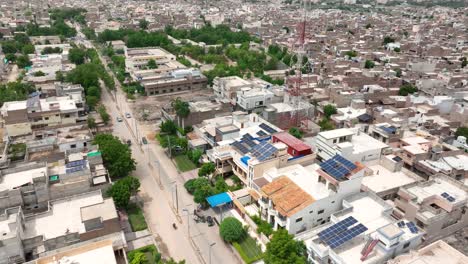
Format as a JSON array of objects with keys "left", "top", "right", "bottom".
[{"left": 219, "top": 217, "right": 246, "bottom": 243}]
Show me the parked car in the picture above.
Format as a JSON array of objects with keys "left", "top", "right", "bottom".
[
  {"left": 116, "top": 117, "right": 123, "bottom": 122},
  {"left": 125, "top": 112, "right": 131, "bottom": 118},
  {"left": 142, "top": 137, "right": 148, "bottom": 144}
]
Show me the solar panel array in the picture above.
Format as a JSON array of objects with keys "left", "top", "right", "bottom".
[
  {"left": 379, "top": 125, "right": 397, "bottom": 134},
  {"left": 242, "top": 134, "right": 254, "bottom": 140},
  {"left": 318, "top": 216, "right": 358, "bottom": 242},
  {"left": 257, "top": 130, "right": 267, "bottom": 137},
  {"left": 406, "top": 222, "right": 418, "bottom": 234},
  {"left": 397, "top": 221, "right": 405, "bottom": 228},
  {"left": 66, "top": 159, "right": 86, "bottom": 168},
  {"left": 259, "top": 123, "right": 277, "bottom": 134},
  {"left": 66, "top": 166, "right": 85, "bottom": 174},
  {"left": 328, "top": 224, "right": 368, "bottom": 249},
  {"left": 320, "top": 155, "right": 357, "bottom": 180},
  {"left": 251, "top": 141, "right": 277, "bottom": 161},
  {"left": 441, "top": 192, "right": 456, "bottom": 202},
  {"left": 231, "top": 141, "right": 249, "bottom": 154}
]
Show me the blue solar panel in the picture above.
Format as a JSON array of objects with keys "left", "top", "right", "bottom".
[
  {"left": 397, "top": 221, "right": 405, "bottom": 228},
  {"left": 406, "top": 222, "right": 415, "bottom": 228},
  {"left": 259, "top": 123, "right": 277, "bottom": 134},
  {"left": 441, "top": 192, "right": 449, "bottom": 198},
  {"left": 243, "top": 134, "right": 254, "bottom": 140},
  {"left": 334, "top": 155, "right": 357, "bottom": 170},
  {"left": 232, "top": 141, "right": 249, "bottom": 154},
  {"left": 409, "top": 226, "right": 418, "bottom": 234},
  {"left": 66, "top": 166, "right": 85, "bottom": 174},
  {"left": 66, "top": 160, "right": 86, "bottom": 168},
  {"left": 447, "top": 196, "right": 456, "bottom": 202},
  {"left": 257, "top": 130, "right": 267, "bottom": 137},
  {"left": 318, "top": 216, "right": 358, "bottom": 242},
  {"left": 243, "top": 138, "right": 257, "bottom": 148},
  {"left": 328, "top": 224, "right": 368, "bottom": 249}
]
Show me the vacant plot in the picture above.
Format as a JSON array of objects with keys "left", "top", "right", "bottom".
[
  {"left": 233, "top": 235, "right": 263, "bottom": 264},
  {"left": 127, "top": 203, "right": 148, "bottom": 232},
  {"left": 174, "top": 155, "right": 197, "bottom": 172}
]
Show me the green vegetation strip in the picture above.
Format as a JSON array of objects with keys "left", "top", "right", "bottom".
[
  {"left": 233, "top": 236, "right": 263, "bottom": 264},
  {"left": 174, "top": 155, "right": 197, "bottom": 172}
]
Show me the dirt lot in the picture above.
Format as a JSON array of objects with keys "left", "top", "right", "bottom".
[{"left": 130, "top": 88, "right": 214, "bottom": 122}]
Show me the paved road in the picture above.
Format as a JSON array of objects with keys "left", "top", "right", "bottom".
[{"left": 76, "top": 26, "right": 241, "bottom": 263}]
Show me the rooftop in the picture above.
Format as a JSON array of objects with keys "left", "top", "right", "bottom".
[
  {"left": 318, "top": 128, "right": 354, "bottom": 140},
  {"left": 0, "top": 166, "right": 48, "bottom": 191},
  {"left": 406, "top": 176, "right": 467, "bottom": 204},
  {"left": 273, "top": 132, "right": 312, "bottom": 152},
  {"left": 389, "top": 240, "right": 468, "bottom": 264},
  {"left": 362, "top": 163, "right": 421, "bottom": 194}
]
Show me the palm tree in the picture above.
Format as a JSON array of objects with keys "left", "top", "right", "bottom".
[{"left": 171, "top": 98, "right": 190, "bottom": 127}]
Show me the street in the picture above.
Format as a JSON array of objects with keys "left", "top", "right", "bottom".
[{"left": 83, "top": 26, "right": 241, "bottom": 263}]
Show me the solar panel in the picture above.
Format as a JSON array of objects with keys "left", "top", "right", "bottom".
[
  {"left": 257, "top": 130, "right": 267, "bottom": 137},
  {"left": 259, "top": 123, "right": 277, "bottom": 134},
  {"left": 66, "top": 166, "right": 85, "bottom": 174},
  {"left": 406, "top": 222, "right": 415, "bottom": 228},
  {"left": 243, "top": 134, "right": 254, "bottom": 140},
  {"left": 447, "top": 196, "right": 456, "bottom": 202},
  {"left": 334, "top": 155, "right": 357, "bottom": 170},
  {"left": 397, "top": 221, "right": 405, "bottom": 228},
  {"left": 441, "top": 192, "right": 449, "bottom": 198},
  {"left": 318, "top": 216, "right": 358, "bottom": 242},
  {"left": 232, "top": 141, "right": 249, "bottom": 154},
  {"left": 243, "top": 138, "right": 257, "bottom": 148},
  {"left": 328, "top": 223, "right": 368, "bottom": 249},
  {"left": 409, "top": 226, "right": 418, "bottom": 234},
  {"left": 66, "top": 160, "right": 86, "bottom": 168}
]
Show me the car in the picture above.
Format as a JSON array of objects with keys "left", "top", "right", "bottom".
[
  {"left": 116, "top": 117, "right": 123, "bottom": 122},
  {"left": 125, "top": 112, "right": 131, "bottom": 118},
  {"left": 142, "top": 137, "right": 148, "bottom": 144}
]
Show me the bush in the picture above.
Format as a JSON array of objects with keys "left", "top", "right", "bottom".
[
  {"left": 364, "top": 60, "right": 375, "bottom": 69},
  {"left": 288, "top": 127, "right": 303, "bottom": 139},
  {"left": 198, "top": 162, "right": 215, "bottom": 177},
  {"left": 251, "top": 215, "right": 273, "bottom": 236},
  {"left": 399, "top": 84, "right": 418, "bottom": 96},
  {"left": 219, "top": 217, "right": 246, "bottom": 243}
]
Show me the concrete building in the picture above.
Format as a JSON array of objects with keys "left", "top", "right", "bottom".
[
  {"left": 254, "top": 155, "right": 365, "bottom": 235},
  {"left": 236, "top": 87, "right": 275, "bottom": 113},
  {"left": 314, "top": 128, "right": 389, "bottom": 163},
  {"left": 124, "top": 47, "right": 176, "bottom": 72},
  {"left": 0, "top": 95, "right": 86, "bottom": 137},
  {"left": 300, "top": 192, "right": 424, "bottom": 264},
  {"left": 0, "top": 190, "right": 124, "bottom": 263},
  {"left": 393, "top": 174, "right": 468, "bottom": 244},
  {"left": 367, "top": 123, "right": 403, "bottom": 145},
  {"left": 388, "top": 240, "right": 468, "bottom": 264},
  {"left": 396, "top": 136, "right": 432, "bottom": 168},
  {"left": 141, "top": 68, "right": 207, "bottom": 96}
]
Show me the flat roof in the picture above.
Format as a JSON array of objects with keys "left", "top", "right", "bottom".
[
  {"left": 319, "top": 128, "right": 354, "bottom": 140},
  {"left": 0, "top": 167, "right": 48, "bottom": 191},
  {"left": 389, "top": 240, "right": 468, "bottom": 264},
  {"left": 24, "top": 191, "right": 111, "bottom": 240},
  {"left": 3, "top": 101, "right": 27, "bottom": 111},
  {"left": 362, "top": 165, "right": 420, "bottom": 193},
  {"left": 349, "top": 132, "right": 389, "bottom": 154},
  {"left": 406, "top": 177, "right": 467, "bottom": 204},
  {"left": 273, "top": 132, "right": 311, "bottom": 152}
]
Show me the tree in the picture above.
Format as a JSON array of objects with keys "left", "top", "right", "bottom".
[
  {"left": 394, "top": 47, "right": 401, "bottom": 52},
  {"left": 395, "top": 68, "right": 402, "bottom": 78},
  {"left": 97, "top": 105, "right": 110, "bottom": 124},
  {"left": 187, "top": 148, "right": 202, "bottom": 164},
  {"left": 1, "top": 41, "right": 17, "bottom": 54},
  {"left": 16, "top": 55, "right": 31, "bottom": 68},
  {"left": 264, "top": 229, "right": 307, "bottom": 264},
  {"left": 399, "top": 84, "right": 418, "bottom": 96},
  {"left": 147, "top": 59, "right": 157, "bottom": 69},
  {"left": 455, "top": 127, "right": 468, "bottom": 139},
  {"left": 160, "top": 120, "right": 177, "bottom": 135},
  {"left": 21, "top": 44, "right": 35, "bottom": 55},
  {"left": 69, "top": 47, "right": 86, "bottom": 65},
  {"left": 193, "top": 182, "right": 214, "bottom": 206},
  {"left": 129, "top": 252, "right": 147, "bottom": 264},
  {"left": 5, "top": 53, "right": 16, "bottom": 62},
  {"left": 383, "top": 36, "right": 396, "bottom": 45},
  {"left": 198, "top": 162, "right": 215, "bottom": 177},
  {"left": 323, "top": 104, "right": 337, "bottom": 119},
  {"left": 93, "top": 134, "right": 137, "bottom": 178},
  {"left": 289, "top": 127, "right": 303, "bottom": 139},
  {"left": 345, "top": 50, "right": 357, "bottom": 58},
  {"left": 87, "top": 117, "right": 96, "bottom": 129},
  {"left": 219, "top": 217, "right": 245, "bottom": 243},
  {"left": 364, "top": 60, "right": 375, "bottom": 69},
  {"left": 139, "top": 19, "right": 149, "bottom": 30},
  {"left": 33, "top": 71, "right": 46, "bottom": 77},
  {"left": 460, "top": 57, "right": 467, "bottom": 68},
  {"left": 318, "top": 118, "right": 334, "bottom": 131},
  {"left": 107, "top": 176, "right": 141, "bottom": 209}
]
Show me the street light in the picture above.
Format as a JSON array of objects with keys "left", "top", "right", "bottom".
[
  {"left": 170, "top": 181, "right": 179, "bottom": 212},
  {"left": 209, "top": 242, "right": 216, "bottom": 264},
  {"left": 182, "top": 208, "right": 190, "bottom": 236}
]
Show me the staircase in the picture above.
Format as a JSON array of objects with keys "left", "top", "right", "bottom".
[{"left": 360, "top": 239, "right": 379, "bottom": 261}]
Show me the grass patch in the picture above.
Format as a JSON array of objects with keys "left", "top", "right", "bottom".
[
  {"left": 233, "top": 235, "right": 263, "bottom": 264},
  {"left": 127, "top": 203, "right": 148, "bottom": 232},
  {"left": 127, "top": 245, "right": 161, "bottom": 264},
  {"left": 174, "top": 154, "right": 197, "bottom": 172}
]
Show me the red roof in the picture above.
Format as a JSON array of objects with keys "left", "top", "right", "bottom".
[{"left": 273, "top": 132, "right": 311, "bottom": 152}]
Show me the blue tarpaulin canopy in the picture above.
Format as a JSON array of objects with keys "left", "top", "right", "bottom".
[{"left": 206, "top": 192, "right": 232, "bottom": 208}]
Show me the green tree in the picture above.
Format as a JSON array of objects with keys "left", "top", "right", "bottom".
[
  {"left": 94, "top": 134, "right": 137, "bottom": 178},
  {"left": 399, "top": 84, "right": 418, "bottom": 96},
  {"left": 455, "top": 127, "right": 468, "bottom": 139},
  {"left": 1, "top": 42, "right": 17, "bottom": 54},
  {"left": 395, "top": 68, "right": 402, "bottom": 78},
  {"left": 264, "top": 229, "right": 307, "bottom": 264},
  {"left": 33, "top": 71, "right": 46, "bottom": 77},
  {"left": 460, "top": 57, "right": 467, "bottom": 68},
  {"left": 86, "top": 95, "right": 99, "bottom": 110},
  {"left": 288, "top": 127, "right": 303, "bottom": 139},
  {"left": 16, "top": 55, "right": 31, "bottom": 68},
  {"left": 394, "top": 47, "right": 401, "bottom": 52},
  {"left": 107, "top": 176, "right": 141, "bottom": 209},
  {"left": 345, "top": 50, "right": 358, "bottom": 58},
  {"left": 187, "top": 148, "right": 203, "bottom": 164},
  {"left": 323, "top": 104, "right": 337, "bottom": 119},
  {"left": 129, "top": 252, "right": 147, "bottom": 264},
  {"left": 147, "top": 59, "right": 157, "bottom": 69},
  {"left": 198, "top": 162, "right": 215, "bottom": 177},
  {"left": 383, "top": 36, "right": 396, "bottom": 45},
  {"left": 160, "top": 120, "right": 177, "bottom": 135},
  {"left": 87, "top": 117, "right": 97, "bottom": 129},
  {"left": 364, "top": 60, "right": 375, "bottom": 69},
  {"left": 219, "top": 217, "right": 245, "bottom": 243},
  {"left": 139, "top": 19, "right": 149, "bottom": 30},
  {"left": 318, "top": 118, "right": 334, "bottom": 131},
  {"left": 97, "top": 105, "right": 110, "bottom": 124},
  {"left": 21, "top": 44, "right": 35, "bottom": 55},
  {"left": 193, "top": 182, "right": 214, "bottom": 206},
  {"left": 5, "top": 53, "right": 16, "bottom": 62},
  {"left": 69, "top": 47, "right": 86, "bottom": 65}
]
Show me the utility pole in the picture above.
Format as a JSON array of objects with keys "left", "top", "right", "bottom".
[
  {"left": 182, "top": 208, "right": 190, "bottom": 236},
  {"left": 167, "top": 135, "right": 172, "bottom": 157},
  {"left": 209, "top": 242, "right": 216, "bottom": 264}
]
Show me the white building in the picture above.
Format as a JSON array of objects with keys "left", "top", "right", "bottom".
[
  {"left": 300, "top": 192, "right": 424, "bottom": 264},
  {"left": 255, "top": 155, "right": 365, "bottom": 235},
  {"left": 388, "top": 240, "right": 468, "bottom": 264},
  {"left": 236, "top": 87, "right": 275, "bottom": 112},
  {"left": 314, "top": 128, "right": 389, "bottom": 163}
]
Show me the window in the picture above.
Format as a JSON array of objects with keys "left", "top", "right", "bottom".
[
  {"left": 70, "top": 144, "right": 76, "bottom": 149},
  {"left": 295, "top": 217, "right": 303, "bottom": 223},
  {"left": 403, "top": 242, "right": 410, "bottom": 249},
  {"left": 83, "top": 142, "right": 87, "bottom": 147},
  {"left": 318, "top": 209, "right": 324, "bottom": 214}
]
